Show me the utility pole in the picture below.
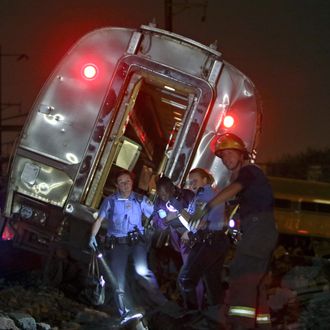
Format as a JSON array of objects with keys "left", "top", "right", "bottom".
[
  {"left": 165, "top": 0, "right": 173, "bottom": 31},
  {"left": 164, "top": 0, "right": 208, "bottom": 32},
  {"left": 0, "top": 45, "right": 28, "bottom": 176}
]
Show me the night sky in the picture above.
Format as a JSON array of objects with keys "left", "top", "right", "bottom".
[{"left": 1, "top": 0, "right": 329, "bottom": 163}]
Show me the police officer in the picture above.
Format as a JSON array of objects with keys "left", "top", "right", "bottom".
[
  {"left": 89, "top": 169, "right": 166, "bottom": 322},
  {"left": 178, "top": 168, "right": 230, "bottom": 310},
  {"left": 191, "top": 133, "right": 278, "bottom": 330}
]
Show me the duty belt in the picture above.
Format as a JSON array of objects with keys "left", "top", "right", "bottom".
[
  {"left": 105, "top": 229, "right": 145, "bottom": 248},
  {"left": 188, "top": 230, "right": 226, "bottom": 245},
  {"left": 115, "top": 236, "right": 131, "bottom": 244}
]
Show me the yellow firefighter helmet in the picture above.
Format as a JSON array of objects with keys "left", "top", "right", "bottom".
[{"left": 213, "top": 133, "right": 249, "bottom": 159}]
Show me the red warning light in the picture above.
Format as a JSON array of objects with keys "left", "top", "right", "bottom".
[
  {"left": 1, "top": 223, "right": 14, "bottom": 240},
  {"left": 223, "top": 115, "right": 234, "bottom": 128},
  {"left": 82, "top": 64, "right": 98, "bottom": 80},
  {"left": 297, "top": 229, "right": 309, "bottom": 235}
]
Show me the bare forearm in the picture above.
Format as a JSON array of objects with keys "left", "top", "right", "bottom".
[
  {"left": 208, "top": 182, "right": 242, "bottom": 209},
  {"left": 91, "top": 217, "right": 103, "bottom": 236}
]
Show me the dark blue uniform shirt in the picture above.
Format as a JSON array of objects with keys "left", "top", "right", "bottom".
[{"left": 235, "top": 164, "right": 274, "bottom": 219}]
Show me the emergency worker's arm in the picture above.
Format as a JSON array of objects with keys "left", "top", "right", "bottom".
[
  {"left": 165, "top": 211, "right": 179, "bottom": 222},
  {"left": 207, "top": 182, "right": 242, "bottom": 210},
  {"left": 181, "top": 230, "right": 190, "bottom": 243},
  {"left": 91, "top": 216, "right": 104, "bottom": 237},
  {"left": 89, "top": 216, "right": 104, "bottom": 251},
  {"left": 89, "top": 197, "right": 112, "bottom": 250},
  {"left": 190, "top": 182, "right": 242, "bottom": 225},
  {"left": 141, "top": 196, "right": 154, "bottom": 218}
]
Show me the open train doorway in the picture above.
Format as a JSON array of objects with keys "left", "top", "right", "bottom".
[{"left": 83, "top": 71, "right": 201, "bottom": 209}]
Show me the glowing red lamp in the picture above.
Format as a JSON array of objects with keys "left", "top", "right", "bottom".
[
  {"left": 82, "top": 63, "right": 98, "bottom": 80},
  {"left": 223, "top": 115, "right": 234, "bottom": 128}
]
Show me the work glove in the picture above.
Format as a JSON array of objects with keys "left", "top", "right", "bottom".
[
  {"left": 190, "top": 202, "right": 210, "bottom": 228},
  {"left": 89, "top": 235, "right": 98, "bottom": 251}
]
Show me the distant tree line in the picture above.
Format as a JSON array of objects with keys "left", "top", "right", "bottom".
[{"left": 265, "top": 148, "right": 330, "bottom": 183}]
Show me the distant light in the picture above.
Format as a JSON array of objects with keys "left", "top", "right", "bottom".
[
  {"left": 223, "top": 115, "right": 234, "bottom": 128},
  {"left": 174, "top": 116, "right": 182, "bottom": 121},
  {"left": 297, "top": 229, "right": 309, "bottom": 235},
  {"left": 82, "top": 64, "right": 98, "bottom": 80}
]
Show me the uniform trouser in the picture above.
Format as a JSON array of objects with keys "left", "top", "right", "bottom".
[
  {"left": 180, "top": 242, "right": 205, "bottom": 310},
  {"left": 169, "top": 229, "right": 205, "bottom": 309},
  {"left": 178, "top": 233, "right": 230, "bottom": 310},
  {"left": 227, "top": 254, "right": 272, "bottom": 329},
  {"left": 227, "top": 215, "right": 278, "bottom": 329},
  {"left": 105, "top": 241, "right": 166, "bottom": 316}
]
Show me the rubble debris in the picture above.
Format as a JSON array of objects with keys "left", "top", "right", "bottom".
[
  {"left": 0, "top": 270, "right": 114, "bottom": 330},
  {"left": 0, "top": 242, "right": 329, "bottom": 329}
]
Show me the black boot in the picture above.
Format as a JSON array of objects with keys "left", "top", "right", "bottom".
[{"left": 114, "top": 290, "right": 128, "bottom": 316}]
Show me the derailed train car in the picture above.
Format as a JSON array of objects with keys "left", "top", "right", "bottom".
[
  {"left": 3, "top": 23, "right": 261, "bottom": 257},
  {"left": 269, "top": 176, "right": 330, "bottom": 257}
]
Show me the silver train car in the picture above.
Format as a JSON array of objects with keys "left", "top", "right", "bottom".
[{"left": 3, "top": 23, "right": 262, "bottom": 256}]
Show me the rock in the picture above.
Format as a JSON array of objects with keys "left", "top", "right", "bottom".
[
  {"left": 0, "top": 315, "right": 20, "bottom": 330},
  {"left": 36, "top": 323, "right": 51, "bottom": 330},
  {"left": 299, "top": 291, "right": 330, "bottom": 329},
  {"left": 9, "top": 312, "right": 36, "bottom": 330}
]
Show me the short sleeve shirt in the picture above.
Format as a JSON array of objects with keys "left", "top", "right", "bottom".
[
  {"left": 188, "top": 185, "right": 225, "bottom": 231},
  {"left": 234, "top": 164, "right": 274, "bottom": 218},
  {"left": 98, "top": 192, "right": 154, "bottom": 237}
]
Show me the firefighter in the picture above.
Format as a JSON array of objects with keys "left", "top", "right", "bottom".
[
  {"left": 191, "top": 133, "right": 278, "bottom": 329},
  {"left": 178, "top": 168, "right": 230, "bottom": 310},
  {"left": 89, "top": 169, "right": 166, "bottom": 324}
]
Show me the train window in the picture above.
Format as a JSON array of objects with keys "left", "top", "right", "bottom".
[
  {"left": 114, "top": 137, "right": 141, "bottom": 171},
  {"left": 301, "top": 201, "right": 318, "bottom": 212},
  {"left": 274, "top": 198, "right": 291, "bottom": 209},
  {"left": 318, "top": 203, "right": 330, "bottom": 213},
  {"left": 301, "top": 201, "right": 330, "bottom": 213},
  {"left": 275, "top": 198, "right": 330, "bottom": 214}
]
